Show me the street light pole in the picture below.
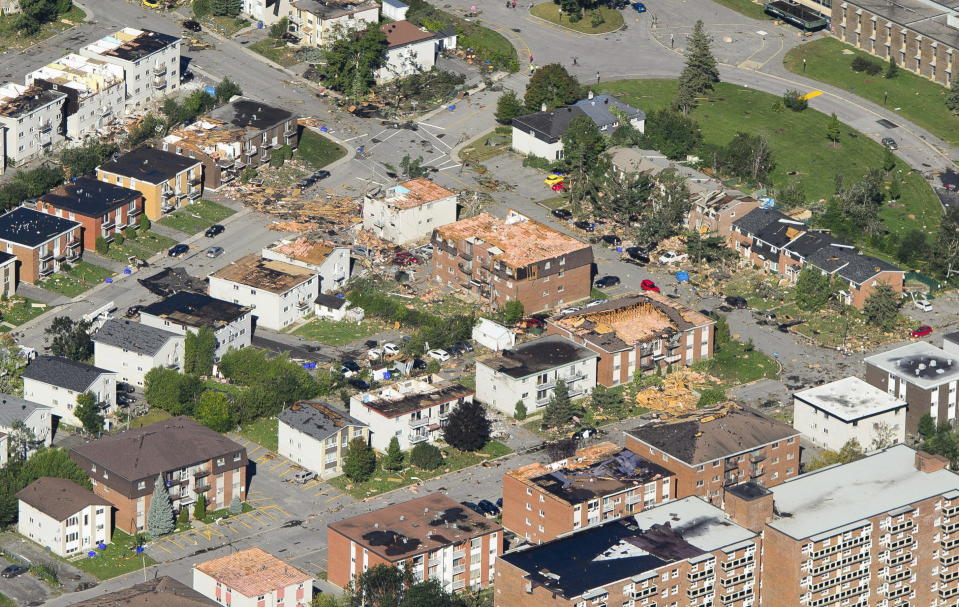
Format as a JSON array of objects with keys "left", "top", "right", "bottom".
[
  {"left": 884, "top": 91, "right": 888, "bottom": 105},
  {"left": 802, "top": 58, "right": 806, "bottom": 73}
]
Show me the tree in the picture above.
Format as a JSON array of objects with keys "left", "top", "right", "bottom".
[
  {"left": 343, "top": 438, "right": 376, "bottom": 481},
  {"left": 836, "top": 169, "right": 885, "bottom": 236},
  {"left": 211, "top": 0, "right": 240, "bottom": 17},
  {"left": 399, "top": 580, "right": 458, "bottom": 607},
  {"left": 184, "top": 327, "right": 216, "bottom": 376},
  {"left": 194, "top": 493, "right": 206, "bottom": 520},
  {"left": 863, "top": 282, "right": 901, "bottom": 331},
  {"left": 932, "top": 206, "right": 959, "bottom": 278},
  {"left": 269, "top": 16, "right": 289, "bottom": 39},
  {"left": 919, "top": 414, "right": 937, "bottom": 440},
  {"left": 948, "top": 75, "right": 959, "bottom": 113},
  {"left": 634, "top": 169, "right": 691, "bottom": 247},
  {"left": 214, "top": 77, "right": 243, "bottom": 104},
  {"left": 229, "top": 495, "right": 242, "bottom": 515},
  {"left": 882, "top": 145, "right": 896, "bottom": 172},
  {"left": 523, "top": 63, "right": 582, "bottom": 112},
  {"left": 393, "top": 155, "right": 429, "bottom": 180},
  {"left": 75, "top": 392, "right": 104, "bottom": 435},
  {"left": 500, "top": 300, "right": 524, "bottom": 326},
  {"left": 717, "top": 132, "right": 774, "bottom": 184},
  {"left": 885, "top": 55, "right": 898, "bottom": 79},
  {"left": 587, "top": 162, "right": 654, "bottom": 223},
  {"left": 673, "top": 20, "right": 718, "bottom": 114},
  {"left": 144, "top": 368, "right": 203, "bottom": 416},
  {"left": 347, "top": 564, "right": 404, "bottom": 607},
  {"left": 513, "top": 400, "right": 527, "bottom": 420},
  {"left": 61, "top": 140, "right": 118, "bottom": 179},
  {"left": 140, "top": 215, "right": 151, "bottom": 231},
  {"left": 409, "top": 443, "right": 444, "bottom": 470},
  {"left": 317, "top": 22, "right": 388, "bottom": 99},
  {"left": 7, "top": 421, "right": 38, "bottom": 462},
  {"left": 192, "top": 0, "right": 211, "bottom": 17},
  {"left": 443, "top": 400, "right": 491, "bottom": 452},
  {"left": 775, "top": 179, "right": 806, "bottom": 209},
  {"left": 871, "top": 421, "right": 898, "bottom": 450},
  {"left": 794, "top": 267, "right": 834, "bottom": 311},
  {"left": 826, "top": 112, "right": 842, "bottom": 144},
  {"left": 806, "top": 439, "right": 865, "bottom": 471},
  {"left": 686, "top": 231, "right": 733, "bottom": 264},
  {"left": 543, "top": 379, "right": 583, "bottom": 428},
  {"left": 0, "top": 335, "right": 28, "bottom": 397},
  {"left": 640, "top": 108, "right": 702, "bottom": 160},
  {"left": 383, "top": 437, "right": 404, "bottom": 471},
  {"left": 782, "top": 89, "right": 807, "bottom": 111},
  {"left": 45, "top": 316, "right": 93, "bottom": 361},
  {"left": 896, "top": 229, "right": 929, "bottom": 265},
  {"left": 194, "top": 390, "right": 234, "bottom": 432},
  {"left": 590, "top": 384, "right": 628, "bottom": 419},
  {"left": 147, "top": 475, "right": 175, "bottom": 537},
  {"left": 494, "top": 90, "right": 525, "bottom": 124},
  {"left": 561, "top": 115, "right": 606, "bottom": 204}
]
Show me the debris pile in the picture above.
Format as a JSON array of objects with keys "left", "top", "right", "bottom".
[{"left": 633, "top": 369, "right": 714, "bottom": 419}]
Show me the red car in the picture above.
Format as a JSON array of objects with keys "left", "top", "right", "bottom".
[
  {"left": 392, "top": 252, "right": 420, "bottom": 266},
  {"left": 911, "top": 325, "right": 933, "bottom": 338},
  {"left": 641, "top": 279, "right": 660, "bottom": 292},
  {"left": 551, "top": 182, "right": 566, "bottom": 192},
  {"left": 519, "top": 317, "right": 546, "bottom": 329}
]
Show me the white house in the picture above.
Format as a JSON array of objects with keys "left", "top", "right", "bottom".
[
  {"left": 22, "top": 356, "right": 117, "bottom": 430},
  {"left": 80, "top": 28, "right": 182, "bottom": 110},
  {"left": 194, "top": 547, "right": 313, "bottom": 607},
  {"left": 0, "top": 395, "right": 52, "bottom": 466},
  {"left": 381, "top": 0, "right": 408, "bottom": 20},
  {"left": 362, "top": 178, "right": 458, "bottom": 244},
  {"left": 0, "top": 83, "right": 66, "bottom": 175},
  {"left": 350, "top": 376, "right": 474, "bottom": 451},
  {"left": 793, "top": 376, "right": 908, "bottom": 451},
  {"left": 208, "top": 254, "right": 319, "bottom": 331},
  {"left": 287, "top": 0, "right": 380, "bottom": 47},
  {"left": 93, "top": 318, "right": 184, "bottom": 387},
  {"left": 377, "top": 21, "right": 453, "bottom": 83},
  {"left": 313, "top": 293, "right": 354, "bottom": 321},
  {"left": 16, "top": 477, "right": 112, "bottom": 557},
  {"left": 278, "top": 400, "right": 369, "bottom": 479},
  {"left": 139, "top": 292, "right": 253, "bottom": 360},
  {"left": 475, "top": 335, "right": 598, "bottom": 418},
  {"left": 472, "top": 318, "right": 515, "bottom": 352},
  {"left": 261, "top": 238, "right": 351, "bottom": 293}
]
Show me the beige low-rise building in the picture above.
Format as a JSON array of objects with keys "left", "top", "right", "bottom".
[
  {"left": 0, "top": 83, "right": 66, "bottom": 174},
  {"left": 363, "top": 178, "right": 458, "bottom": 244},
  {"left": 16, "top": 477, "right": 112, "bottom": 557},
  {"left": 278, "top": 400, "right": 369, "bottom": 478},
  {"left": 287, "top": 0, "right": 380, "bottom": 47}
]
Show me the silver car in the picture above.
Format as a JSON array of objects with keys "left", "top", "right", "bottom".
[{"left": 206, "top": 246, "right": 225, "bottom": 258}]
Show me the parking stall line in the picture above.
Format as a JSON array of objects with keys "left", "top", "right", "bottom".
[
  {"left": 151, "top": 542, "right": 173, "bottom": 554},
  {"left": 261, "top": 504, "right": 292, "bottom": 517},
  {"left": 326, "top": 493, "right": 345, "bottom": 503}
]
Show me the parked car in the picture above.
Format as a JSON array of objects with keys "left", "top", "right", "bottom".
[
  {"left": 205, "top": 224, "right": 225, "bottom": 237},
  {"left": 348, "top": 378, "right": 371, "bottom": 391},
  {"left": 594, "top": 275, "right": 621, "bottom": 288},
  {"left": 551, "top": 208, "right": 573, "bottom": 220},
  {"left": 461, "top": 501, "right": 485, "bottom": 515},
  {"left": 640, "top": 279, "right": 660, "bottom": 292},
  {"left": 367, "top": 348, "right": 384, "bottom": 360},
  {"left": 544, "top": 174, "right": 565, "bottom": 186},
  {"left": 585, "top": 298, "right": 606, "bottom": 307},
  {"left": 560, "top": 306, "right": 583, "bottom": 314},
  {"left": 495, "top": 497, "right": 503, "bottom": 508},
  {"left": 427, "top": 349, "right": 451, "bottom": 362},
  {"left": 625, "top": 247, "right": 650, "bottom": 264},
  {"left": 167, "top": 244, "right": 189, "bottom": 257},
  {"left": 313, "top": 170, "right": 331, "bottom": 180},
  {"left": 477, "top": 499, "right": 500, "bottom": 516},
  {"left": 519, "top": 317, "right": 546, "bottom": 329},
  {"left": 571, "top": 426, "right": 598, "bottom": 441},
  {"left": 353, "top": 246, "right": 372, "bottom": 258},
  {"left": 118, "top": 382, "right": 136, "bottom": 394},
  {"left": 292, "top": 470, "right": 316, "bottom": 484},
  {"left": 181, "top": 19, "right": 202, "bottom": 31},
  {"left": 573, "top": 220, "right": 594, "bottom": 232},
  {"left": 914, "top": 299, "right": 933, "bottom": 312},
  {"left": 206, "top": 246, "right": 224, "bottom": 258},
  {"left": 125, "top": 305, "right": 142, "bottom": 318},
  {"left": 881, "top": 137, "right": 898, "bottom": 150},
  {"left": 411, "top": 358, "right": 428, "bottom": 370},
  {"left": 631, "top": 1, "right": 647, "bottom": 11},
  {"left": 452, "top": 340, "right": 474, "bottom": 353},
  {"left": 383, "top": 343, "right": 400, "bottom": 356},
  {"left": 1, "top": 565, "right": 27, "bottom": 578},
  {"left": 724, "top": 296, "right": 748, "bottom": 309},
  {"left": 340, "top": 359, "right": 361, "bottom": 377},
  {"left": 415, "top": 243, "right": 434, "bottom": 257},
  {"left": 911, "top": 325, "right": 933, "bottom": 338},
  {"left": 447, "top": 343, "right": 468, "bottom": 356},
  {"left": 392, "top": 251, "right": 420, "bottom": 266},
  {"left": 600, "top": 235, "right": 622, "bottom": 247},
  {"left": 777, "top": 319, "right": 805, "bottom": 333},
  {"left": 658, "top": 250, "right": 689, "bottom": 265},
  {"left": 551, "top": 182, "right": 566, "bottom": 192}
]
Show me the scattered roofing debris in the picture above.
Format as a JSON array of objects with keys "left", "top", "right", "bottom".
[
  {"left": 355, "top": 378, "right": 473, "bottom": 418},
  {"left": 211, "top": 254, "right": 315, "bottom": 294},
  {"left": 138, "top": 267, "right": 208, "bottom": 297},
  {"left": 194, "top": 547, "right": 311, "bottom": 598},
  {"left": 632, "top": 368, "right": 713, "bottom": 418},
  {"left": 83, "top": 28, "right": 180, "bottom": 62},
  {"left": 478, "top": 335, "right": 597, "bottom": 379},
  {"left": 279, "top": 400, "right": 367, "bottom": 442},
  {"left": 366, "top": 178, "right": 455, "bottom": 210},
  {"left": 0, "top": 83, "right": 64, "bottom": 118}
]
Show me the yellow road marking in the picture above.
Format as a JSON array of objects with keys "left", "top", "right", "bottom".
[
  {"left": 246, "top": 445, "right": 262, "bottom": 456},
  {"left": 261, "top": 504, "right": 291, "bottom": 517},
  {"left": 326, "top": 493, "right": 345, "bottom": 503},
  {"left": 303, "top": 478, "right": 322, "bottom": 489},
  {"left": 802, "top": 90, "right": 823, "bottom": 100},
  {"left": 246, "top": 496, "right": 273, "bottom": 502},
  {"left": 236, "top": 518, "right": 253, "bottom": 528},
  {"left": 152, "top": 543, "right": 173, "bottom": 554}
]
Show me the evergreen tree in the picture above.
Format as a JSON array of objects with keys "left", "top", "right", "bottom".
[
  {"left": 343, "top": 438, "right": 376, "bottom": 481},
  {"left": 673, "top": 20, "right": 719, "bottom": 115},
  {"left": 863, "top": 282, "right": 901, "bottom": 331},
  {"left": 523, "top": 63, "right": 582, "bottom": 112},
  {"left": 591, "top": 384, "right": 628, "bottom": 419},
  {"left": 513, "top": 400, "right": 527, "bottom": 421},
  {"left": 948, "top": 75, "right": 959, "bottom": 113},
  {"left": 885, "top": 56, "right": 898, "bottom": 79},
  {"left": 178, "top": 506, "right": 189, "bottom": 525},
  {"left": 443, "top": 400, "right": 491, "bottom": 452},
  {"left": 794, "top": 267, "right": 833, "bottom": 311},
  {"left": 826, "top": 113, "right": 842, "bottom": 143},
  {"left": 494, "top": 90, "right": 525, "bottom": 124},
  {"left": 229, "top": 495, "right": 242, "bottom": 515},
  {"left": 74, "top": 391, "right": 104, "bottom": 435},
  {"left": 185, "top": 327, "right": 216, "bottom": 376},
  {"left": 544, "top": 380, "right": 574, "bottom": 428},
  {"left": 194, "top": 494, "right": 206, "bottom": 520},
  {"left": 147, "top": 475, "right": 175, "bottom": 537},
  {"left": 409, "top": 443, "right": 444, "bottom": 470},
  {"left": 383, "top": 436, "right": 404, "bottom": 471}
]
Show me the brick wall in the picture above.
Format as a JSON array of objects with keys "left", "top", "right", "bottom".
[{"left": 848, "top": 271, "right": 904, "bottom": 310}]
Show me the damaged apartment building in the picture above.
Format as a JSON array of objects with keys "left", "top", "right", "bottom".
[
  {"left": 547, "top": 293, "right": 715, "bottom": 386},
  {"left": 432, "top": 210, "right": 593, "bottom": 313},
  {"left": 0, "top": 83, "right": 66, "bottom": 174}
]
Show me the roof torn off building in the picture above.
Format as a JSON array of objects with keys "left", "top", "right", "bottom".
[
  {"left": 211, "top": 254, "right": 316, "bottom": 294},
  {"left": 269, "top": 238, "right": 336, "bottom": 266},
  {"left": 368, "top": 178, "right": 455, "bottom": 210}
]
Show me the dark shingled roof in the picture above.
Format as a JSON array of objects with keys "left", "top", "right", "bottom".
[
  {"left": 206, "top": 100, "right": 294, "bottom": 131},
  {"left": 93, "top": 319, "right": 181, "bottom": 356},
  {"left": 783, "top": 230, "right": 840, "bottom": 260},
  {"left": 314, "top": 293, "right": 346, "bottom": 310},
  {"left": 137, "top": 267, "right": 208, "bottom": 297},
  {"left": 726, "top": 481, "right": 771, "bottom": 502},
  {"left": 572, "top": 94, "right": 645, "bottom": 128},
  {"left": 40, "top": 177, "right": 141, "bottom": 217},
  {"left": 512, "top": 106, "right": 588, "bottom": 144},
  {"left": 731, "top": 207, "right": 792, "bottom": 236},
  {"left": 140, "top": 292, "right": 250, "bottom": 329},
  {"left": 278, "top": 400, "right": 366, "bottom": 442},
  {"left": 358, "top": 382, "right": 474, "bottom": 418},
  {"left": 69, "top": 416, "right": 245, "bottom": 482},
  {"left": 97, "top": 29, "right": 179, "bottom": 62},
  {"left": 22, "top": 355, "right": 113, "bottom": 392},
  {"left": 98, "top": 147, "right": 199, "bottom": 184},
  {"left": 15, "top": 477, "right": 110, "bottom": 521},
  {"left": 0, "top": 207, "right": 79, "bottom": 248},
  {"left": 626, "top": 407, "right": 798, "bottom": 466},
  {"left": 807, "top": 245, "right": 902, "bottom": 285},
  {"left": 477, "top": 335, "right": 597, "bottom": 379},
  {"left": 66, "top": 577, "right": 220, "bottom": 607}
]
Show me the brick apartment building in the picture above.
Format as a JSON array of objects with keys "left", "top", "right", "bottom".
[
  {"left": 502, "top": 441, "right": 673, "bottom": 544},
  {"left": 686, "top": 189, "right": 760, "bottom": 236},
  {"left": 864, "top": 341, "right": 959, "bottom": 437},
  {"left": 432, "top": 209, "right": 593, "bottom": 312},
  {"left": 624, "top": 406, "right": 800, "bottom": 504},
  {"left": 69, "top": 416, "right": 247, "bottom": 534},
  {"left": 193, "top": 547, "right": 313, "bottom": 607},
  {"left": 327, "top": 493, "right": 503, "bottom": 593},
  {"left": 495, "top": 496, "right": 761, "bottom": 607},
  {"left": 546, "top": 293, "right": 715, "bottom": 386},
  {"left": 96, "top": 146, "right": 203, "bottom": 221},
  {"left": 0, "top": 207, "right": 81, "bottom": 283},
  {"left": 38, "top": 177, "right": 144, "bottom": 250}
]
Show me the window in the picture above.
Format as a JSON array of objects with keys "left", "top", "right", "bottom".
[
  {"left": 137, "top": 481, "right": 146, "bottom": 490},
  {"left": 216, "top": 458, "right": 225, "bottom": 466},
  {"left": 233, "top": 453, "right": 241, "bottom": 462}
]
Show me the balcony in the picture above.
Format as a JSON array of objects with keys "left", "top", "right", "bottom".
[
  {"left": 409, "top": 417, "right": 430, "bottom": 429},
  {"left": 452, "top": 564, "right": 465, "bottom": 574},
  {"left": 750, "top": 452, "right": 766, "bottom": 463},
  {"left": 886, "top": 586, "right": 911, "bottom": 599},
  {"left": 153, "top": 64, "right": 167, "bottom": 76},
  {"left": 38, "top": 250, "right": 53, "bottom": 262},
  {"left": 66, "top": 238, "right": 81, "bottom": 249},
  {"left": 688, "top": 569, "right": 714, "bottom": 582},
  {"left": 632, "top": 587, "right": 658, "bottom": 600},
  {"left": 452, "top": 550, "right": 465, "bottom": 559},
  {"left": 750, "top": 468, "right": 764, "bottom": 479},
  {"left": 233, "top": 158, "right": 247, "bottom": 169},
  {"left": 101, "top": 218, "right": 115, "bottom": 229},
  {"left": 188, "top": 189, "right": 202, "bottom": 199},
  {"left": 687, "top": 585, "right": 714, "bottom": 599},
  {"left": 193, "top": 469, "right": 210, "bottom": 479},
  {"left": 128, "top": 207, "right": 142, "bottom": 218},
  {"left": 409, "top": 433, "right": 428, "bottom": 444},
  {"left": 260, "top": 151, "right": 272, "bottom": 163},
  {"left": 245, "top": 146, "right": 258, "bottom": 157},
  {"left": 943, "top": 503, "right": 959, "bottom": 517},
  {"left": 217, "top": 158, "right": 235, "bottom": 170},
  {"left": 195, "top": 482, "right": 211, "bottom": 493},
  {"left": 38, "top": 265, "right": 54, "bottom": 277},
  {"left": 65, "top": 249, "right": 80, "bottom": 261},
  {"left": 940, "top": 585, "right": 959, "bottom": 600},
  {"left": 153, "top": 77, "right": 167, "bottom": 90},
  {"left": 161, "top": 188, "right": 174, "bottom": 199},
  {"left": 39, "top": 122, "right": 52, "bottom": 133},
  {"left": 725, "top": 459, "right": 738, "bottom": 470}
]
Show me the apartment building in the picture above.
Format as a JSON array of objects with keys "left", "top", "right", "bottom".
[
  {"left": 475, "top": 334, "right": 598, "bottom": 418},
  {"left": 0, "top": 252, "right": 16, "bottom": 297},
  {"left": 208, "top": 254, "right": 319, "bottom": 331},
  {"left": 262, "top": 237, "right": 351, "bottom": 293},
  {"left": 432, "top": 209, "right": 593, "bottom": 312},
  {"left": 161, "top": 100, "right": 298, "bottom": 190},
  {"left": 350, "top": 376, "right": 473, "bottom": 451},
  {"left": 96, "top": 147, "right": 203, "bottom": 221},
  {"left": 16, "top": 477, "right": 112, "bottom": 557},
  {"left": 832, "top": 0, "right": 959, "bottom": 86},
  {"left": 495, "top": 496, "right": 761, "bottom": 607},
  {"left": 93, "top": 318, "right": 184, "bottom": 387},
  {"left": 377, "top": 21, "right": 445, "bottom": 83},
  {"left": 793, "top": 376, "right": 907, "bottom": 451},
  {"left": 22, "top": 355, "right": 117, "bottom": 430},
  {"left": 278, "top": 401, "right": 369, "bottom": 479},
  {"left": 139, "top": 291, "right": 253, "bottom": 360},
  {"left": 547, "top": 293, "right": 715, "bottom": 387},
  {"left": 624, "top": 406, "right": 801, "bottom": 504},
  {"left": 0, "top": 395, "right": 52, "bottom": 466},
  {"left": 362, "top": 178, "right": 458, "bottom": 244},
  {"left": 193, "top": 547, "right": 313, "bottom": 607},
  {"left": 69, "top": 416, "right": 247, "bottom": 534},
  {"left": 38, "top": 177, "right": 144, "bottom": 250},
  {"left": 502, "top": 441, "right": 673, "bottom": 544},
  {"left": 287, "top": 0, "right": 380, "bottom": 47},
  {"left": 0, "top": 83, "right": 66, "bottom": 174},
  {"left": 686, "top": 189, "right": 761, "bottom": 236},
  {"left": 327, "top": 493, "right": 503, "bottom": 592},
  {"left": 864, "top": 341, "right": 959, "bottom": 437},
  {"left": 0, "top": 207, "right": 81, "bottom": 283},
  {"left": 69, "top": 577, "right": 221, "bottom": 607},
  {"left": 80, "top": 28, "right": 181, "bottom": 109}
]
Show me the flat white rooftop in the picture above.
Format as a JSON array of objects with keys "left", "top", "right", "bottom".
[
  {"left": 864, "top": 341, "right": 959, "bottom": 389},
  {"left": 793, "top": 376, "right": 906, "bottom": 422},
  {"left": 631, "top": 496, "right": 756, "bottom": 552}
]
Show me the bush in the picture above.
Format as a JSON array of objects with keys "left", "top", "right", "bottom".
[
  {"left": 410, "top": 443, "right": 444, "bottom": 470},
  {"left": 140, "top": 215, "right": 151, "bottom": 231},
  {"left": 851, "top": 56, "right": 882, "bottom": 75},
  {"left": 124, "top": 226, "right": 137, "bottom": 241},
  {"left": 114, "top": 233, "right": 125, "bottom": 246},
  {"left": 782, "top": 89, "right": 808, "bottom": 112},
  {"left": 514, "top": 400, "right": 527, "bottom": 420},
  {"left": 95, "top": 237, "right": 109, "bottom": 254},
  {"left": 590, "top": 10, "right": 604, "bottom": 27},
  {"left": 192, "top": 0, "right": 211, "bottom": 17}
]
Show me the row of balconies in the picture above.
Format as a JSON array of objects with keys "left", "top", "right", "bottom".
[{"left": 810, "top": 535, "right": 870, "bottom": 559}]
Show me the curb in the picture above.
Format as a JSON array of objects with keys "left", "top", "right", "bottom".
[{"left": 524, "top": 8, "right": 627, "bottom": 37}]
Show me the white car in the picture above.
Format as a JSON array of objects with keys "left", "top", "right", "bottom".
[
  {"left": 427, "top": 349, "right": 451, "bottom": 362},
  {"left": 383, "top": 343, "right": 400, "bottom": 356},
  {"left": 658, "top": 251, "right": 689, "bottom": 265},
  {"left": 914, "top": 299, "right": 933, "bottom": 312},
  {"left": 367, "top": 348, "right": 384, "bottom": 360}
]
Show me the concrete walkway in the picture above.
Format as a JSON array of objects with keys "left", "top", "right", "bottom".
[{"left": 15, "top": 283, "right": 70, "bottom": 307}]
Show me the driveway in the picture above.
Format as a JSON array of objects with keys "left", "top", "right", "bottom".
[{"left": 0, "top": 532, "right": 98, "bottom": 596}]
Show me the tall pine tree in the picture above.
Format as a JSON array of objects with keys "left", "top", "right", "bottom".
[
  {"left": 543, "top": 380, "right": 583, "bottom": 428},
  {"left": 147, "top": 475, "right": 175, "bottom": 537},
  {"left": 443, "top": 400, "right": 491, "bottom": 452},
  {"left": 383, "top": 436, "right": 404, "bottom": 471},
  {"left": 863, "top": 282, "right": 901, "bottom": 331},
  {"left": 673, "top": 20, "right": 719, "bottom": 115}
]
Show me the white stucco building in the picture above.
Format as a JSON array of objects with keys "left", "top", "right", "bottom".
[
  {"left": 194, "top": 547, "right": 313, "bottom": 607},
  {"left": 363, "top": 178, "right": 458, "bottom": 244},
  {"left": 80, "top": 28, "right": 182, "bottom": 110},
  {"left": 350, "top": 376, "right": 474, "bottom": 451},
  {"left": 261, "top": 238, "right": 351, "bottom": 293},
  {"left": 208, "top": 254, "right": 319, "bottom": 331},
  {"left": 139, "top": 292, "right": 253, "bottom": 360},
  {"left": 0, "top": 396, "right": 52, "bottom": 466},
  {"left": 16, "top": 477, "right": 112, "bottom": 557},
  {"left": 22, "top": 355, "right": 117, "bottom": 430},
  {"left": 475, "top": 335, "right": 598, "bottom": 418},
  {"left": 377, "top": 20, "right": 452, "bottom": 83},
  {"left": 0, "top": 83, "right": 66, "bottom": 175},
  {"left": 287, "top": 0, "right": 380, "bottom": 46},
  {"left": 472, "top": 318, "right": 515, "bottom": 352},
  {"left": 278, "top": 400, "right": 369, "bottom": 479},
  {"left": 793, "top": 376, "right": 908, "bottom": 451},
  {"left": 93, "top": 319, "right": 184, "bottom": 387}
]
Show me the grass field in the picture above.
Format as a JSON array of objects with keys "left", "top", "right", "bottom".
[
  {"left": 0, "top": 6, "right": 85, "bottom": 51},
  {"left": 708, "top": 0, "right": 768, "bottom": 20},
  {"left": 293, "top": 318, "right": 384, "bottom": 346},
  {"left": 705, "top": 340, "right": 780, "bottom": 384},
  {"left": 784, "top": 37, "right": 959, "bottom": 146},
  {"left": 0, "top": 592, "right": 14, "bottom": 607},
  {"left": 240, "top": 417, "right": 278, "bottom": 452},
  {"left": 101, "top": 229, "right": 179, "bottom": 265},
  {"left": 595, "top": 79, "right": 942, "bottom": 238},
  {"left": 75, "top": 530, "right": 155, "bottom": 580},
  {"left": 530, "top": 2, "right": 624, "bottom": 34},
  {"left": 297, "top": 130, "right": 347, "bottom": 169},
  {"left": 130, "top": 409, "right": 172, "bottom": 429},
  {"left": 159, "top": 200, "right": 235, "bottom": 235},
  {"left": 408, "top": 3, "right": 517, "bottom": 71},
  {"left": 249, "top": 39, "right": 299, "bottom": 67},
  {"left": 2, "top": 298, "right": 46, "bottom": 325},
  {"left": 200, "top": 15, "right": 250, "bottom": 37},
  {"left": 38, "top": 262, "right": 115, "bottom": 298}
]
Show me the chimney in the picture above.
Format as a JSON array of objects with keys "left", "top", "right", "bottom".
[
  {"left": 587, "top": 89, "right": 594, "bottom": 99},
  {"left": 722, "top": 482, "right": 774, "bottom": 533},
  {"left": 916, "top": 450, "right": 949, "bottom": 473}
]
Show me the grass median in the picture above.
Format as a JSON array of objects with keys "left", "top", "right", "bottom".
[
  {"left": 297, "top": 130, "right": 347, "bottom": 169},
  {"left": 530, "top": 2, "right": 624, "bottom": 34}
]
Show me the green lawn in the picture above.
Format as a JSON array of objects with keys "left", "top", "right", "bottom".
[
  {"left": 240, "top": 417, "right": 279, "bottom": 452},
  {"left": 130, "top": 408, "right": 172, "bottom": 429},
  {"left": 203, "top": 379, "right": 245, "bottom": 399},
  {"left": 0, "top": 591, "right": 14, "bottom": 607},
  {"left": 0, "top": 6, "right": 85, "bottom": 51},
  {"left": 39, "top": 261, "right": 117, "bottom": 297},
  {"left": 459, "top": 128, "right": 511, "bottom": 164},
  {"left": 2, "top": 298, "right": 47, "bottom": 325},
  {"left": 200, "top": 15, "right": 250, "bottom": 37},
  {"left": 100, "top": 229, "right": 179, "bottom": 265},
  {"left": 74, "top": 530, "right": 155, "bottom": 580},
  {"left": 530, "top": 2, "right": 624, "bottom": 34},
  {"left": 249, "top": 39, "right": 300, "bottom": 67},
  {"left": 708, "top": 0, "right": 768, "bottom": 20},
  {"left": 409, "top": 4, "right": 517, "bottom": 71},
  {"left": 596, "top": 78, "right": 942, "bottom": 238},
  {"left": 158, "top": 199, "right": 235, "bottom": 235},
  {"left": 67, "top": 261, "right": 114, "bottom": 284},
  {"left": 133, "top": 230, "right": 178, "bottom": 253},
  {"left": 329, "top": 441, "right": 512, "bottom": 499},
  {"left": 704, "top": 340, "right": 780, "bottom": 385},
  {"left": 784, "top": 37, "right": 959, "bottom": 146},
  {"left": 297, "top": 130, "right": 347, "bottom": 169},
  {"left": 293, "top": 318, "right": 384, "bottom": 346}
]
